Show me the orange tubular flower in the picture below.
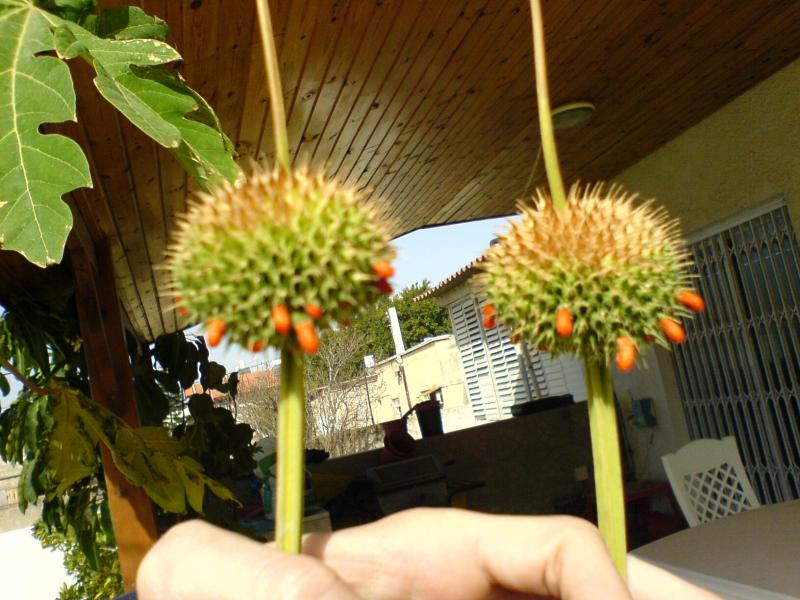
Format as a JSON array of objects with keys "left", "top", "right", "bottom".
[
  {"left": 207, "top": 318, "right": 226, "bottom": 347},
  {"left": 305, "top": 304, "right": 324, "bottom": 319},
  {"left": 372, "top": 259, "right": 395, "bottom": 279},
  {"left": 294, "top": 321, "right": 319, "bottom": 354},
  {"left": 660, "top": 318, "right": 686, "bottom": 344},
  {"left": 272, "top": 304, "right": 291, "bottom": 335},
  {"left": 555, "top": 307, "right": 574, "bottom": 337},
  {"left": 677, "top": 290, "right": 705, "bottom": 313},
  {"left": 615, "top": 336, "right": 637, "bottom": 372}
]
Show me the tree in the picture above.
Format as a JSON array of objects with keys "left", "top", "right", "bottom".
[
  {"left": 305, "top": 328, "right": 382, "bottom": 457},
  {"left": 353, "top": 280, "right": 451, "bottom": 362},
  {"left": 229, "top": 371, "right": 280, "bottom": 440},
  {"left": 230, "top": 328, "right": 381, "bottom": 458}
]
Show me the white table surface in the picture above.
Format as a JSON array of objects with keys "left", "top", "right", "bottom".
[{"left": 633, "top": 500, "right": 800, "bottom": 599}]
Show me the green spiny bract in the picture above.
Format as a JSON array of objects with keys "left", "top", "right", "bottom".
[
  {"left": 480, "top": 183, "right": 694, "bottom": 365},
  {"left": 167, "top": 165, "right": 393, "bottom": 350}
]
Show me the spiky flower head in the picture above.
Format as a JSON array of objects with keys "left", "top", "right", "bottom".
[
  {"left": 480, "top": 183, "right": 697, "bottom": 366},
  {"left": 168, "top": 165, "right": 394, "bottom": 352}
]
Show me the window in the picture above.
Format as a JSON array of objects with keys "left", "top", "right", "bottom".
[
  {"left": 447, "top": 293, "right": 585, "bottom": 421},
  {"left": 392, "top": 397, "right": 402, "bottom": 418}
]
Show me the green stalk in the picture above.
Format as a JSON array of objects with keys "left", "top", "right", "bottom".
[
  {"left": 584, "top": 361, "right": 627, "bottom": 579},
  {"left": 529, "top": 0, "right": 566, "bottom": 212},
  {"left": 255, "top": 0, "right": 305, "bottom": 553},
  {"left": 276, "top": 345, "right": 306, "bottom": 553},
  {"left": 255, "top": 0, "right": 291, "bottom": 173}
]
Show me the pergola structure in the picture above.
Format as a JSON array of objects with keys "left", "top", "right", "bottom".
[{"left": 3, "top": 0, "right": 800, "bottom": 589}]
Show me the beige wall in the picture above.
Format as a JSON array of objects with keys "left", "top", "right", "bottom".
[
  {"left": 616, "top": 57, "right": 800, "bottom": 240},
  {"left": 611, "top": 56, "right": 800, "bottom": 480},
  {"left": 369, "top": 335, "right": 472, "bottom": 432}
]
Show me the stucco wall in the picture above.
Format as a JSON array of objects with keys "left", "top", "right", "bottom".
[
  {"left": 616, "top": 55, "right": 800, "bottom": 239},
  {"left": 611, "top": 56, "right": 800, "bottom": 480},
  {"left": 369, "top": 336, "right": 471, "bottom": 432}
]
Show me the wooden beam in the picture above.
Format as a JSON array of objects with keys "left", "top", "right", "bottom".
[{"left": 69, "top": 236, "right": 158, "bottom": 591}]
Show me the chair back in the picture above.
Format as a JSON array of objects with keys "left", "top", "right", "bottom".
[{"left": 662, "top": 436, "right": 760, "bottom": 527}]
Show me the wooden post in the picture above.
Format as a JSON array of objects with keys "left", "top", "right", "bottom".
[{"left": 70, "top": 237, "right": 158, "bottom": 590}]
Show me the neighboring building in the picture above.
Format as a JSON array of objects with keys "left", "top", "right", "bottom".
[
  {"left": 368, "top": 334, "right": 474, "bottom": 432},
  {"left": 420, "top": 264, "right": 587, "bottom": 423},
  {"left": 0, "top": 460, "right": 19, "bottom": 511}
]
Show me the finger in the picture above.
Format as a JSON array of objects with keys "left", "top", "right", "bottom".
[
  {"left": 303, "top": 508, "right": 632, "bottom": 600},
  {"left": 137, "top": 520, "right": 359, "bottom": 600},
  {"left": 627, "top": 556, "right": 722, "bottom": 600}
]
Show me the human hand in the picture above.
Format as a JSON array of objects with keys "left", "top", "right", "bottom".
[{"left": 137, "top": 508, "right": 720, "bottom": 599}]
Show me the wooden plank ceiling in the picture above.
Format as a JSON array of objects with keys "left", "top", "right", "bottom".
[{"left": 4, "top": 0, "right": 800, "bottom": 341}]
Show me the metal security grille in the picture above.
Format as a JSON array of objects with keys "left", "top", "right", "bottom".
[{"left": 673, "top": 203, "right": 800, "bottom": 504}]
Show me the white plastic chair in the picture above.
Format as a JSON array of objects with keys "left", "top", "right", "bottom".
[{"left": 661, "top": 436, "right": 760, "bottom": 527}]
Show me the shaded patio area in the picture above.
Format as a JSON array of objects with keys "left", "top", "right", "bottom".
[{"left": 2, "top": 1, "right": 800, "bottom": 597}]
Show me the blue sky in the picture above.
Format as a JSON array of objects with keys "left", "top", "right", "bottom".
[{"left": 0, "top": 216, "right": 510, "bottom": 407}]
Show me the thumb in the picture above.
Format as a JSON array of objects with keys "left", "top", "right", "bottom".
[{"left": 137, "top": 520, "right": 358, "bottom": 600}]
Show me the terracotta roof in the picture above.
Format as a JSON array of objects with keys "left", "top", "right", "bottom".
[
  {"left": 183, "top": 368, "right": 280, "bottom": 400},
  {"left": 415, "top": 256, "right": 484, "bottom": 301}
]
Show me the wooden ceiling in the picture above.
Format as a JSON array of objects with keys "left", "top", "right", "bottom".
[{"left": 4, "top": 0, "right": 800, "bottom": 341}]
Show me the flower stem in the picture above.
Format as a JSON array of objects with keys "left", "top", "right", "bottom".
[
  {"left": 276, "top": 345, "right": 306, "bottom": 553},
  {"left": 583, "top": 360, "right": 627, "bottom": 580},
  {"left": 529, "top": 0, "right": 566, "bottom": 211},
  {"left": 255, "top": 0, "right": 291, "bottom": 173}
]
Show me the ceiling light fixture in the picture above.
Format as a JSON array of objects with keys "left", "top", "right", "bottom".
[{"left": 552, "top": 101, "right": 595, "bottom": 130}]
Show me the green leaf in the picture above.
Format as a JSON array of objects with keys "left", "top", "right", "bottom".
[
  {"left": 47, "top": 391, "right": 97, "bottom": 496},
  {"left": 141, "top": 451, "right": 186, "bottom": 513},
  {"left": 152, "top": 369, "right": 180, "bottom": 394},
  {"left": 178, "top": 342, "right": 199, "bottom": 389},
  {"left": 0, "top": 2, "right": 92, "bottom": 266},
  {"left": 188, "top": 393, "right": 213, "bottom": 418},
  {"left": 175, "top": 458, "right": 204, "bottom": 513},
  {"left": 18, "top": 454, "right": 39, "bottom": 510},
  {"left": 0, "top": 373, "right": 9, "bottom": 396},
  {"left": 153, "top": 331, "right": 183, "bottom": 375},
  {"left": 136, "top": 426, "right": 186, "bottom": 455},
  {"left": 200, "top": 472, "right": 237, "bottom": 505},
  {"left": 53, "top": 21, "right": 239, "bottom": 191},
  {"left": 200, "top": 361, "right": 226, "bottom": 391},
  {"left": 35, "top": 0, "right": 96, "bottom": 27},
  {"left": 95, "top": 6, "right": 167, "bottom": 41}
]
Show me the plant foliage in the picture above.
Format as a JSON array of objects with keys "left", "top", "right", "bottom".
[
  {"left": 0, "top": 297, "right": 254, "bottom": 593},
  {"left": 34, "top": 509, "right": 123, "bottom": 600},
  {"left": 0, "top": 0, "right": 239, "bottom": 266}
]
